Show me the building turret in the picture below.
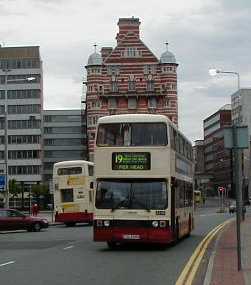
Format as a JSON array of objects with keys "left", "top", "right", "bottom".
[{"left": 160, "top": 43, "right": 176, "bottom": 64}]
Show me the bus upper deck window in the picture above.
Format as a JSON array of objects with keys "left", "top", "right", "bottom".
[
  {"left": 97, "top": 122, "right": 167, "bottom": 146},
  {"left": 131, "top": 123, "right": 167, "bottom": 146}
]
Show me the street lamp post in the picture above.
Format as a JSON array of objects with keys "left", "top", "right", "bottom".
[
  {"left": 2, "top": 69, "right": 36, "bottom": 208},
  {"left": 81, "top": 98, "right": 89, "bottom": 161},
  {"left": 209, "top": 69, "right": 240, "bottom": 90},
  {"left": 82, "top": 80, "right": 89, "bottom": 161},
  {"left": 209, "top": 68, "right": 243, "bottom": 271}
]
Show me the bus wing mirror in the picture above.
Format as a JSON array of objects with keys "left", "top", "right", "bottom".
[{"left": 90, "top": 182, "right": 94, "bottom": 189}]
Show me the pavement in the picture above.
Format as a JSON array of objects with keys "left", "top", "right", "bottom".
[{"left": 203, "top": 212, "right": 251, "bottom": 285}]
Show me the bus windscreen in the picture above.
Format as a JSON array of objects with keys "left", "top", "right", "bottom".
[{"left": 95, "top": 179, "right": 168, "bottom": 210}]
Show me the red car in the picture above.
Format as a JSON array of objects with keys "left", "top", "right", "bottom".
[{"left": 0, "top": 208, "right": 48, "bottom": 232}]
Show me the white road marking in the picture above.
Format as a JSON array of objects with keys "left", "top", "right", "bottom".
[
  {"left": 199, "top": 213, "right": 219, "bottom": 217},
  {"left": 0, "top": 261, "right": 15, "bottom": 267},
  {"left": 63, "top": 245, "right": 74, "bottom": 250}
]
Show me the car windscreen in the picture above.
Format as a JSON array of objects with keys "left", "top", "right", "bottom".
[{"left": 95, "top": 179, "right": 168, "bottom": 210}]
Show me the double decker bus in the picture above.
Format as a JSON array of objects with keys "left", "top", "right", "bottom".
[
  {"left": 93, "top": 114, "right": 194, "bottom": 248},
  {"left": 53, "top": 160, "right": 94, "bottom": 226}
]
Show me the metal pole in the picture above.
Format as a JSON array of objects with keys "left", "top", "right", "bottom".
[
  {"left": 233, "top": 125, "right": 242, "bottom": 271},
  {"left": 3, "top": 71, "right": 9, "bottom": 208},
  {"left": 218, "top": 189, "right": 220, "bottom": 209},
  {"left": 233, "top": 72, "right": 242, "bottom": 271},
  {"left": 213, "top": 69, "right": 242, "bottom": 271},
  {"left": 81, "top": 99, "right": 89, "bottom": 161},
  {"left": 29, "top": 185, "right": 32, "bottom": 215},
  {"left": 85, "top": 104, "right": 89, "bottom": 161},
  {"left": 221, "top": 190, "right": 225, "bottom": 213}
]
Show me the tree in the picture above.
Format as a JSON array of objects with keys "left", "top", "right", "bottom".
[
  {"left": 31, "top": 183, "right": 49, "bottom": 208},
  {"left": 9, "top": 179, "right": 21, "bottom": 208},
  {"left": 9, "top": 179, "right": 21, "bottom": 198}
]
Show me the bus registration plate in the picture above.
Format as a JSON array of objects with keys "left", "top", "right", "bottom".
[{"left": 123, "top": 234, "right": 140, "bottom": 240}]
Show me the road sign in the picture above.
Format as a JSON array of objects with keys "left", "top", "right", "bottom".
[
  {"left": 0, "top": 175, "right": 6, "bottom": 192},
  {"left": 224, "top": 126, "right": 249, "bottom": 149},
  {"left": 218, "top": 186, "right": 225, "bottom": 192}
]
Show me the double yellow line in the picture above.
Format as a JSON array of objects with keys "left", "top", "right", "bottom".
[{"left": 176, "top": 219, "right": 232, "bottom": 285}]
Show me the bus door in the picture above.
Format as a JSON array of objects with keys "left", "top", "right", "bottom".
[
  {"left": 87, "top": 178, "right": 94, "bottom": 211},
  {"left": 170, "top": 177, "right": 176, "bottom": 233}
]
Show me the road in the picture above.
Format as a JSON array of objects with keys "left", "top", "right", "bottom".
[{"left": 0, "top": 206, "right": 231, "bottom": 285}]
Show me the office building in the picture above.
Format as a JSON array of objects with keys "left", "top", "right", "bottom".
[
  {"left": 0, "top": 46, "right": 43, "bottom": 204},
  {"left": 231, "top": 88, "right": 251, "bottom": 197},
  {"left": 203, "top": 104, "right": 232, "bottom": 194},
  {"left": 43, "top": 109, "right": 87, "bottom": 184},
  {"left": 193, "top": 140, "right": 212, "bottom": 195}
]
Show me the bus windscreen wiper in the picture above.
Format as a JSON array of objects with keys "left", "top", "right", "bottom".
[
  {"left": 111, "top": 199, "right": 129, "bottom": 212},
  {"left": 131, "top": 198, "right": 151, "bottom": 212}
]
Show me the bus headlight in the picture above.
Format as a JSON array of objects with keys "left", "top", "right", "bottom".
[
  {"left": 152, "top": 221, "right": 159, "bottom": 228},
  {"left": 104, "top": 220, "right": 110, "bottom": 227},
  {"left": 159, "top": 221, "right": 166, "bottom": 228}
]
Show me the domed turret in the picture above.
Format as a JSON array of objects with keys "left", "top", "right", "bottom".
[
  {"left": 160, "top": 43, "right": 176, "bottom": 64},
  {"left": 87, "top": 51, "right": 102, "bottom": 66}
]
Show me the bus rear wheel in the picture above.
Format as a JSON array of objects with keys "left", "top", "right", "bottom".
[
  {"left": 187, "top": 214, "right": 192, "bottom": 236},
  {"left": 175, "top": 219, "right": 180, "bottom": 242}
]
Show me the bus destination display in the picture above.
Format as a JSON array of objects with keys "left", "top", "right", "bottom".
[{"left": 112, "top": 152, "right": 151, "bottom": 170}]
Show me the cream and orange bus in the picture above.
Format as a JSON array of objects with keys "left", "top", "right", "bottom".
[
  {"left": 93, "top": 114, "right": 194, "bottom": 248},
  {"left": 53, "top": 160, "right": 94, "bottom": 226}
]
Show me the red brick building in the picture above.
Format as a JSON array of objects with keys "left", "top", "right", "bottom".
[{"left": 85, "top": 17, "right": 178, "bottom": 160}]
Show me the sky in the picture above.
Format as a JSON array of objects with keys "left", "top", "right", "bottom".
[{"left": 0, "top": 0, "right": 250, "bottom": 143}]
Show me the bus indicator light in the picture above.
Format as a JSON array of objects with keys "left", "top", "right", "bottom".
[
  {"left": 159, "top": 221, "right": 167, "bottom": 228},
  {"left": 97, "top": 220, "right": 103, "bottom": 227}
]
